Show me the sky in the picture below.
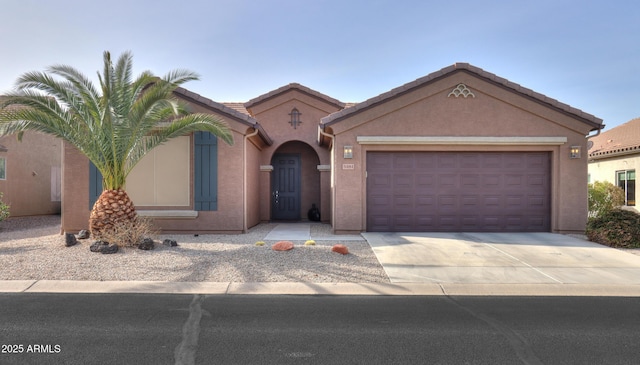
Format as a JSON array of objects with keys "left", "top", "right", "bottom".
[{"left": 1, "top": 0, "right": 638, "bottom": 130}]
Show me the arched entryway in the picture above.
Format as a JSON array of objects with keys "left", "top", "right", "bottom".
[{"left": 270, "top": 141, "right": 321, "bottom": 221}]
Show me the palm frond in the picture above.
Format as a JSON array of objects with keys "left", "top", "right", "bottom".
[{"left": 0, "top": 51, "right": 234, "bottom": 191}]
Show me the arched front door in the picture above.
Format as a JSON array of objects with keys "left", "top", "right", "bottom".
[{"left": 271, "top": 153, "right": 301, "bottom": 220}]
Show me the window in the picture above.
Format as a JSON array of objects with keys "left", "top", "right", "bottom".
[
  {"left": 616, "top": 170, "right": 635, "bottom": 206},
  {"left": 127, "top": 136, "right": 191, "bottom": 206},
  {"left": 0, "top": 157, "right": 5, "bottom": 180}
]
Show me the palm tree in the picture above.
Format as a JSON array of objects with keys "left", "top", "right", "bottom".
[{"left": 0, "top": 51, "right": 233, "bottom": 236}]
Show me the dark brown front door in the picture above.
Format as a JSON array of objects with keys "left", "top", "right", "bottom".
[
  {"left": 367, "top": 152, "right": 550, "bottom": 232},
  {"left": 272, "top": 154, "right": 301, "bottom": 220}
]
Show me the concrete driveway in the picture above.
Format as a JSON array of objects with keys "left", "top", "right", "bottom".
[{"left": 361, "top": 232, "right": 640, "bottom": 284}]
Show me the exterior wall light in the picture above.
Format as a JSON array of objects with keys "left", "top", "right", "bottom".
[
  {"left": 570, "top": 146, "right": 581, "bottom": 159},
  {"left": 343, "top": 145, "right": 353, "bottom": 159}
]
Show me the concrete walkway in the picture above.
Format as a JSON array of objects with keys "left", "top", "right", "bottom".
[
  {"left": 362, "top": 232, "right": 640, "bottom": 286},
  {"left": 263, "top": 223, "right": 365, "bottom": 241}
]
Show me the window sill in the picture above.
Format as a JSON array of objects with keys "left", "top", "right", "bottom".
[{"left": 137, "top": 210, "right": 198, "bottom": 219}]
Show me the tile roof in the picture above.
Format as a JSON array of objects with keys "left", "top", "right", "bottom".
[
  {"left": 222, "top": 102, "right": 250, "bottom": 116},
  {"left": 320, "top": 63, "right": 603, "bottom": 131},
  {"left": 588, "top": 117, "right": 640, "bottom": 159},
  {"left": 173, "top": 87, "right": 272, "bottom": 146},
  {"left": 244, "top": 83, "right": 345, "bottom": 110}
]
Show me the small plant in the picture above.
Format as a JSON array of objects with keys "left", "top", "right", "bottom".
[
  {"left": 255, "top": 241, "right": 265, "bottom": 246},
  {"left": 304, "top": 240, "right": 316, "bottom": 246},
  {"left": 586, "top": 209, "right": 640, "bottom": 248},
  {"left": 95, "top": 216, "right": 158, "bottom": 248},
  {"left": 588, "top": 181, "right": 625, "bottom": 218},
  {"left": 0, "top": 192, "right": 9, "bottom": 222}
]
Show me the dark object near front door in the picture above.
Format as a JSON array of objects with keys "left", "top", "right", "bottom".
[
  {"left": 272, "top": 154, "right": 301, "bottom": 220},
  {"left": 308, "top": 204, "right": 321, "bottom": 221}
]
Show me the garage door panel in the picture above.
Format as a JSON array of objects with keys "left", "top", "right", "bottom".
[
  {"left": 394, "top": 174, "right": 414, "bottom": 189},
  {"left": 438, "top": 154, "right": 458, "bottom": 168},
  {"left": 394, "top": 154, "right": 414, "bottom": 169},
  {"left": 367, "top": 151, "right": 550, "bottom": 232}
]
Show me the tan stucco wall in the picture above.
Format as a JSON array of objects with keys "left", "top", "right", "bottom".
[
  {"left": 61, "top": 142, "right": 91, "bottom": 232},
  {"left": 588, "top": 154, "right": 639, "bottom": 213},
  {"left": 248, "top": 90, "right": 338, "bottom": 221},
  {"left": 0, "top": 132, "right": 61, "bottom": 217},
  {"left": 245, "top": 135, "right": 262, "bottom": 229},
  {"left": 61, "top": 107, "right": 250, "bottom": 234},
  {"left": 329, "top": 73, "right": 594, "bottom": 233}
]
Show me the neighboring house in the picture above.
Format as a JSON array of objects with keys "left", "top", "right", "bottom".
[
  {"left": 61, "top": 63, "right": 602, "bottom": 234},
  {"left": 0, "top": 131, "right": 62, "bottom": 217},
  {"left": 588, "top": 118, "right": 638, "bottom": 212}
]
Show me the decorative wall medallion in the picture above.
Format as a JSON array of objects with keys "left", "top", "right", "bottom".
[{"left": 448, "top": 84, "right": 475, "bottom": 98}]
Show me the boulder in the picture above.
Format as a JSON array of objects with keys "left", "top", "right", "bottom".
[
  {"left": 90, "top": 240, "right": 118, "bottom": 254},
  {"left": 138, "top": 238, "right": 155, "bottom": 250},
  {"left": 90, "top": 241, "right": 108, "bottom": 253},
  {"left": 272, "top": 241, "right": 294, "bottom": 251},
  {"left": 101, "top": 243, "right": 119, "bottom": 254},
  {"left": 331, "top": 244, "right": 349, "bottom": 255},
  {"left": 163, "top": 239, "right": 178, "bottom": 247},
  {"left": 64, "top": 233, "right": 78, "bottom": 247},
  {"left": 77, "top": 230, "right": 90, "bottom": 239}
]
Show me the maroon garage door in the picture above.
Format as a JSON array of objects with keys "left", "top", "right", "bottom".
[{"left": 366, "top": 152, "right": 550, "bottom": 232}]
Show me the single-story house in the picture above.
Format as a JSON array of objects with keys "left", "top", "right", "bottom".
[
  {"left": 588, "top": 118, "right": 638, "bottom": 212},
  {"left": 61, "top": 63, "right": 603, "bottom": 234},
  {"left": 0, "top": 131, "right": 62, "bottom": 217}
]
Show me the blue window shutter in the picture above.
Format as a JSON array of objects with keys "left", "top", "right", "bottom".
[
  {"left": 89, "top": 162, "right": 103, "bottom": 210},
  {"left": 194, "top": 131, "right": 218, "bottom": 211}
]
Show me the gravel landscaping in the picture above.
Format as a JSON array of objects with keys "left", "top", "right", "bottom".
[{"left": 0, "top": 215, "right": 390, "bottom": 283}]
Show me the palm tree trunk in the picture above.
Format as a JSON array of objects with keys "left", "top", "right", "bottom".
[{"left": 89, "top": 189, "right": 137, "bottom": 237}]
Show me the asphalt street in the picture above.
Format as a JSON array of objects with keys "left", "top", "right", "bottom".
[{"left": 1, "top": 294, "right": 639, "bottom": 364}]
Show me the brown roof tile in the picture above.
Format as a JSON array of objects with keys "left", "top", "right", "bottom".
[
  {"left": 588, "top": 117, "right": 640, "bottom": 159},
  {"left": 173, "top": 87, "right": 273, "bottom": 146},
  {"left": 321, "top": 63, "right": 603, "bottom": 131}
]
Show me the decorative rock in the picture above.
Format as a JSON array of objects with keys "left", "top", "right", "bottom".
[
  {"left": 101, "top": 243, "right": 119, "bottom": 254},
  {"left": 331, "top": 244, "right": 349, "bottom": 255},
  {"left": 138, "top": 238, "right": 155, "bottom": 250},
  {"left": 163, "top": 239, "right": 178, "bottom": 247},
  {"left": 272, "top": 241, "right": 294, "bottom": 251},
  {"left": 90, "top": 241, "right": 108, "bottom": 253},
  {"left": 65, "top": 233, "right": 78, "bottom": 247},
  {"left": 77, "top": 230, "right": 90, "bottom": 239}
]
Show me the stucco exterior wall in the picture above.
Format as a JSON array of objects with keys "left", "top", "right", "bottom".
[
  {"left": 245, "top": 135, "right": 262, "bottom": 229},
  {"left": 61, "top": 142, "right": 91, "bottom": 232},
  {"left": 139, "top": 127, "right": 245, "bottom": 234},
  {"left": 588, "top": 154, "right": 639, "bottom": 213},
  {"left": 0, "top": 132, "right": 61, "bottom": 217},
  {"left": 247, "top": 90, "right": 337, "bottom": 221},
  {"left": 61, "top": 121, "right": 248, "bottom": 234},
  {"left": 329, "top": 74, "right": 593, "bottom": 233}
]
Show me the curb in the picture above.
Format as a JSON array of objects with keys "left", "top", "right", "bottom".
[{"left": 2, "top": 280, "right": 640, "bottom": 296}]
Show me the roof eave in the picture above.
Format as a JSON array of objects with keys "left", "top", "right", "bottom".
[{"left": 173, "top": 87, "right": 273, "bottom": 146}]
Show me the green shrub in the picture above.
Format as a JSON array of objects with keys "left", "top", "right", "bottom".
[
  {"left": 588, "top": 181, "right": 625, "bottom": 218},
  {"left": 0, "top": 192, "right": 9, "bottom": 222},
  {"left": 586, "top": 209, "right": 640, "bottom": 248}
]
